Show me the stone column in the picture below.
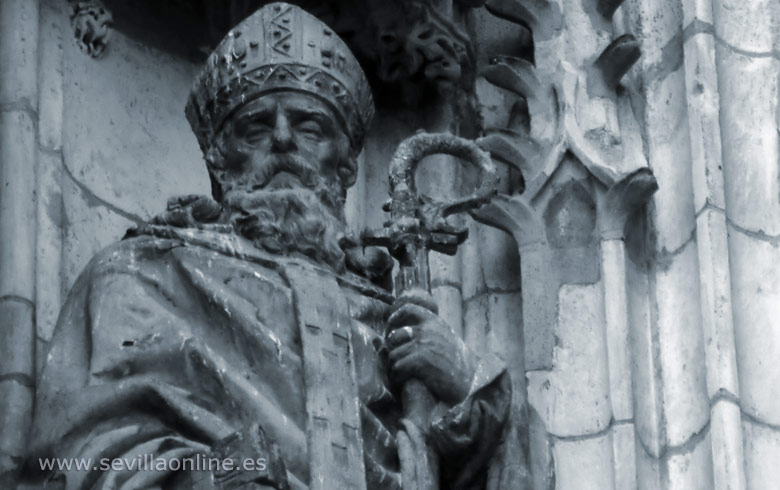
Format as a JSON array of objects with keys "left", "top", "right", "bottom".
[
  {"left": 714, "top": 0, "right": 780, "bottom": 488},
  {"left": 627, "top": 0, "right": 714, "bottom": 486},
  {"left": 36, "top": 0, "right": 66, "bottom": 378},
  {"left": 681, "top": 0, "right": 746, "bottom": 487},
  {"left": 0, "top": 0, "right": 40, "bottom": 484},
  {"left": 597, "top": 168, "right": 657, "bottom": 490}
]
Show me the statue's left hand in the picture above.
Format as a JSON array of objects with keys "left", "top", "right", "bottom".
[{"left": 386, "top": 289, "right": 477, "bottom": 406}]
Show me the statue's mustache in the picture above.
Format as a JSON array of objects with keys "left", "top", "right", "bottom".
[{"left": 254, "top": 155, "right": 320, "bottom": 190}]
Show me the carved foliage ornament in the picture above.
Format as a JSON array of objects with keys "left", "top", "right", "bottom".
[
  {"left": 69, "top": 0, "right": 113, "bottom": 58},
  {"left": 374, "top": 0, "right": 474, "bottom": 84}
]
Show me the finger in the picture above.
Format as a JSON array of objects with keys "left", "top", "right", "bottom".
[
  {"left": 388, "top": 303, "right": 438, "bottom": 330},
  {"left": 386, "top": 326, "right": 415, "bottom": 348},
  {"left": 388, "top": 339, "right": 417, "bottom": 365},
  {"left": 390, "top": 351, "right": 426, "bottom": 384},
  {"left": 391, "top": 288, "right": 438, "bottom": 315}
]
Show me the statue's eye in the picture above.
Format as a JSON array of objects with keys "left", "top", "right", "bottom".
[
  {"left": 241, "top": 120, "right": 273, "bottom": 143},
  {"left": 295, "top": 119, "right": 324, "bottom": 137}
]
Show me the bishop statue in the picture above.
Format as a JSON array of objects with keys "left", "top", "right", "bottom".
[{"left": 24, "top": 3, "right": 515, "bottom": 489}]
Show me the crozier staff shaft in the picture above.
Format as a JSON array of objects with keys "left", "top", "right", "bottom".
[{"left": 363, "top": 132, "right": 497, "bottom": 490}]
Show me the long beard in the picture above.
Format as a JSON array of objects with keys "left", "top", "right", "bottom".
[{"left": 221, "top": 156, "right": 347, "bottom": 272}]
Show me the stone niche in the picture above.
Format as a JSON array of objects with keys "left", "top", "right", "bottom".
[{"left": 6, "top": 0, "right": 779, "bottom": 487}]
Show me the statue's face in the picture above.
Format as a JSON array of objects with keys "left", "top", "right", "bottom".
[
  {"left": 212, "top": 92, "right": 355, "bottom": 270},
  {"left": 214, "top": 92, "right": 354, "bottom": 196}
]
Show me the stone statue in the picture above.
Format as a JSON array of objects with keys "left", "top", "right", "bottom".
[{"left": 24, "top": 3, "right": 513, "bottom": 489}]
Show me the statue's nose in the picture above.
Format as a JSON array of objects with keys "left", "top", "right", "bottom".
[{"left": 271, "top": 112, "right": 295, "bottom": 153}]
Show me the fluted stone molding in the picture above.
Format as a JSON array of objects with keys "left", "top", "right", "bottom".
[
  {"left": 0, "top": 0, "right": 40, "bottom": 485},
  {"left": 680, "top": 0, "right": 745, "bottom": 488},
  {"left": 473, "top": 0, "right": 653, "bottom": 484},
  {"left": 710, "top": 0, "right": 780, "bottom": 488},
  {"left": 623, "top": 0, "right": 779, "bottom": 487}
]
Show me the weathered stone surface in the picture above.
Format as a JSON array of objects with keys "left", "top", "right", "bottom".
[
  {"left": 527, "top": 407, "right": 554, "bottom": 490},
  {"left": 478, "top": 220, "right": 521, "bottom": 291},
  {"left": 463, "top": 293, "right": 489, "bottom": 356},
  {"left": 552, "top": 432, "right": 616, "bottom": 490},
  {"left": 728, "top": 230, "right": 780, "bottom": 426},
  {"left": 742, "top": 417, "right": 780, "bottom": 490},
  {"left": 0, "top": 380, "right": 33, "bottom": 457},
  {"left": 627, "top": 252, "right": 664, "bottom": 458},
  {"left": 665, "top": 430, "right": 714, "bottom": 490},
  {"left": 0, "top": 110, "right": 37, "bottom": 300},
  {"left": 475, "top": 76, "right": 514, "bottom": 132},
  {"left": 62, "top": 28, "right": 208, "bottom": 221},
  {"left": 636, "top": 439, "right": 663, "bottom": 490},
  {"left": 613, "top": 422, "right": 638, "bottom": 490},
  {"left": 344, "top": 151, "right": 366, "bottom": 234},
  {"left": 644, "top": 69, "right": 697, "bottom": 254},
  {"left": 681, "top": 0, "right": 713, "bottom": 27},
  {"left": 695, "top": 208, "right": 738, "bottom": 399},
  {"left": 655, "top": 242, "right": 710, "bottom": 447},
  {"left": 486, "top": 292, "right": 523, "bottom": 380},
  {"left": 527, "top": 283, "right": 611, "bottom": 437},
  {"left": 713, "top": 0, "right": 775, "bottom": 54},
  {"left": 37, "top": 1, "right": 66, "bottom": 152},
  {"left": 61, "top": 169, "right": 134, "bottom": 291},
  {"left": 432, "top": 285, "right": 463, "bottom": 338},
  {"left": 521, "top": 245, "right": 557, "bottom": 371},
  {"left": 627, "top": 0, "right": 684, "bottom": 70},
  {"left": 562, "top": 0, "right": 613, "bottom": 68},
  {"left": 683, "top": 33, "right": 725, "bottom": 212},
  {"left": 601, "top": 239, "right": 634, "bottom": 420},
  {"left": 36, "top": 151, "right": 64, "bottom": 342},
  {"left": 35, "top": 337, "right": 49, "bottom": 380},
  {"left": 719, "top": 49, "right": 780, "bottom": 235},
  {"left": 361, "top": 112, "right": 406, "bottom": 228},
  {"left": 710, "top": 398, "right": 746, "bottom": 490},
  {"left": 430, "top": 252, "right": 462, "bottom": 289},
  {"left": 0, "top": 300, "right": 34, "bottom": 378},
  {"left": 0, "top": 0, "right": 39, "bottom": 108},
  {"left": 460, "top": 221, "right": 488, "bottom": 300}
]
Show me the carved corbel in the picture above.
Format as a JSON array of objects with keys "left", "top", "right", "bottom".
[
  {"left": 469, "top": 193, "right": 544, "bottom": 251},
  {"left": 596, "top": 167, "right": 658, "bottom": 240},
  {"left": 588, "top": 34, "right": 641, "bottom": 98},
  {"left": 68, "top": 0, "right": 113, "bottom": 58}
]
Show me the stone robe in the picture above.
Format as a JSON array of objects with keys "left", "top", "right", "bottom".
[{"left": 25, "top": 225, "right": 512, "bottom": 490}]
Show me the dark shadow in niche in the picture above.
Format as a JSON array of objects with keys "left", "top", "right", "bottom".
[
  {"left": 542, "top": 179, "right": 601, "bottom": 285},
  {"left": 543, "top": 180, "right": 597, "bottom": 249},
  {"left": 101, "top": 0, "right": 466, "bottom": 114}
]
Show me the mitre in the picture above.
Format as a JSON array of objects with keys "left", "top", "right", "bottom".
[{"left": 185, "top": 2, "right": 375, "bottom": 154}]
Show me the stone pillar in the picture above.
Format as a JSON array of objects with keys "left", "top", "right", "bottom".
[
  {"left": 714, "top": 0, "right": 780, "bottom": 488},
  {"left": 627, "top": 0, "right": 715, "bottom": 486},
  {"left": 36, "top": 0, "right": 66, "bottom": 378},
  {"left": 0, "top": 0, "right": 40, "bottom": 484},
  {"left": 681, "top": 0, "right": 746, "bottom": 487},
  {"left": 597, "top": 168, "right": 657, "bottom": 490}
]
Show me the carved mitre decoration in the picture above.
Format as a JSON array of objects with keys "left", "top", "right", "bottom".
[{"left": 186, "top": 2, "right": 375, "bottom": 155}]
